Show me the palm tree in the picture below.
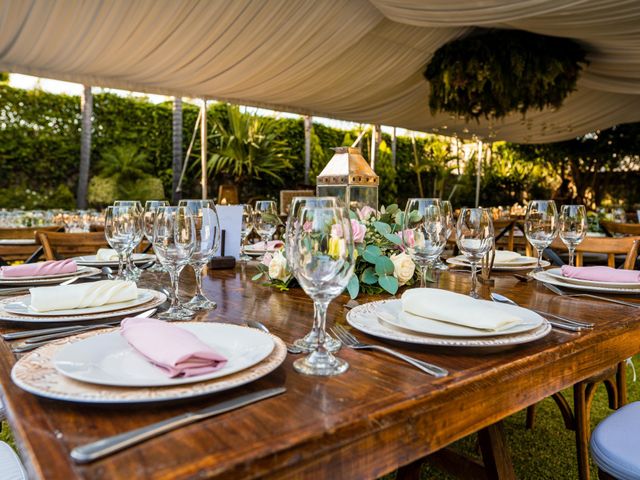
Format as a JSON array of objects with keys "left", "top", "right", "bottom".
[
  {"left": 207, "top": 105, "right": 292, "bottom": 185},
  {"left": 76, "top": 85, "right": 93, "bottom": 208},
  {"left": 172, "top": 97, "right": 183, "bottom": 204},
  {"left": 98, "top": 144, "right": 152, "bottom": 183}
]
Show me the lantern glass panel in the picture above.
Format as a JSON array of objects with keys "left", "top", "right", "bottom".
[
  {"left": 348, "top": 185, "right": 378, "bottom": 212},
  {"left": 316, "top": 185, "right": 347, "bottom": 206}
]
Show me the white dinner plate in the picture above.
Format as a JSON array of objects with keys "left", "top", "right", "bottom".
[
  {"left": 4, "top": 290, "right": 155, "bottom": 317},
  {"left": 532, "top": 271, "right": 640, "bottom": 295},
  {"left": 0, "top": 267, "right": 101, "bottom": 286},
  {"left": 11, "top": 325, "right": 287, "bottom": 404},
  {"left": 447, "top": 255, "right": 548, "bottom": 271},
  {"left": 376, "top": 300, "right": 542, "bottom": 337},
  {"left": 0, "top": 289, "right": 166, "bottom": 324},
  {"left": 545, "top": 267, "right": 640, "bottom": 290},
  {"left": 346, "top": 300, "right": 551, "bottom": 348},
  {"left": 0, "top": 265, "right": 94, "bottom": 281},
  {"left": 73, "top": 253, "right": 155, "bottom": 267},
  {"left": 54, "top": 323, "right": 275, "bottom": 387},
  {"left": 0, "top": 239, "right": 36, "bottom": 245}
]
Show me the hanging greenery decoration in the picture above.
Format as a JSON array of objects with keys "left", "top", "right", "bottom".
[{"left": 424, "top": 29, "right": 588, "bottom": 121}]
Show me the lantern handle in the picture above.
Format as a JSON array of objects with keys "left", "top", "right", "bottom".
[{"left": 351, "top": 128, "right": 368, "bottom": 148}]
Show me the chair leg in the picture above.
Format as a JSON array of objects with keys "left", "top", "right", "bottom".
[
  {"left": 478, "top": 421, "right": 516, "bottom": 480},
  {"left": 616, "top": 361, "right": 627, "bottom": 409},
  {"left": 574, "top": 381, "right": 599, "bottom": 480},
  {"left": 597, "top": 467, "right": 617, "bottom": 480},
  {"left": 525, "top": 405, "right": 536, "bottom": 429}
]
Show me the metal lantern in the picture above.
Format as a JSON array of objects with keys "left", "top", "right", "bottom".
[{"left": 316, "top": 147, "right": 379, "bottom": 211}]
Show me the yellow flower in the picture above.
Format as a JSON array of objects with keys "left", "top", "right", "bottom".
[{"left": 328, "top": 237, "right": 346, "bottom": 259}]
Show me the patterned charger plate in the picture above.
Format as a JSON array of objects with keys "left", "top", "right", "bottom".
[
  {"left": 11, "top": 324, "right": 287, "bottom": 404},
  {"left": 0, "top": 267, "right": 101, "bottom": 286},
  {"left": 346, "top": 299, "right": 551, "bottom": 348}
]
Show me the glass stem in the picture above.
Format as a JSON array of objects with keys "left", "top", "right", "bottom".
[
  {"left": 117, "top": 253, "right": 126, "bottom": 279},
  {"left": 568, "top": 247, "right": 575, "bottom": 267},
  {"left": 537, "top": 248, "right": 544, "bottom": 270},
  {"left": 168, "top": 267, "right": 180, "bottom": 308},
  {"left": 420, "top": 265, "right": 427, "bottom": 287},
  {"left": 314, "top": 300, "right": 329, "bottom": 354},
  {"left": 194, "top": 264, "right": 205, "bottom": 296},
  {"left": 470, "top": 262, "right": 478, "bottom": 296}
]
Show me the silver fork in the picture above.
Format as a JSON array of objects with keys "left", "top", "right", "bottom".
[
  {"left": 543, "top": 282, "right": 640, "bottom": 308},
  {"left": 331, "top": 324, "right": 448, "bottom": 378}
]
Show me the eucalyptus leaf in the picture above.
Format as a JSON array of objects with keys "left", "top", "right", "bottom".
[
  {"left": 252, "top": 272, "right": 264, "bottom": 281},
  {"left": 383, "top": 233, "right": 402, "bottom": 245},
  {"left": 378, "top": 275, "right": 399, "bottom": 295},
  {"left": 361, "top": 267, "right": 378, "bottom": 285},
  {"left": 347, "top": 275, "right": 359, "bottom": 299},
  {"left": 373, "top": 221, "right": 391, "bottom": 235},
  {"left": 375, "top": 256, "right": 395, "bottom": 276}
]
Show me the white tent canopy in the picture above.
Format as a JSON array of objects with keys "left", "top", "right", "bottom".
[{"left": 1, "top": 0, "right": 639, "bottom": 143}]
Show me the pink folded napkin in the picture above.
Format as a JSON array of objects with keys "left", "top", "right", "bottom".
[
  {"left": 251, "top": 240, "right": 284, "bottom": 250},
  {"left": 0, "top": 259, "right": 77, "bottom": 278},
  {"left": 120, "top": 317, "right": 227, "bottom": 378},
  {"left": 561, "top": 265, "right": 640, "bottom": 283}
]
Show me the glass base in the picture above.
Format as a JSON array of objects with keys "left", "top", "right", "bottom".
[
  {"left": 293, "top": 330, "right": 341, "bottom": 353},
  {"left": 147, "top": 262, "right": 166, "bottom": 273},
  {"left": 158, "top": 305, "right": 195, "bottom": 321},
  {"left": 469, "top": 290, "right": 481, "bottom": 299},
  {"left": 434, "top": 258, "right": 449, "bottom": 271},
  {"left": 293, "top": 351, "right": 349, "bottom": 376},
  {"left": 184, "top": 294, "right": 217, "bottom": 311}
]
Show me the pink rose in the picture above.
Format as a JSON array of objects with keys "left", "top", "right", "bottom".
[
  {"left": 261, "top": 252, "right": 273, "bottom": 266},
  {"left": 357, "top": 206, "right": 376, "bottom": 221},
  {"left": 302, "top": 220, "right": 313, "bottom": 233},
  {"left": 398, "top": 229, "right": 415, "bottom": 248},
  {"left": 351, "top": 219, "right": 366, "bottom": 243},
  {"left": 331, "top": 223, "right": 344, "bottom": 238}
]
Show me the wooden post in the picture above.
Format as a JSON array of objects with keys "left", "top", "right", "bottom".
[
  {"left": 304, "top": 115, "right": 312, "bottom": 185},
  {"left": 370, "top": 124, "right": 379, "bottom": 171},
  {"left": 200, "top": 99, "right": 208, "bottom": 199},
  {"left": 391, "top": 127, "right": 397, "bottom": 169},
  {"left": 172, "top": 97, "right": 183, "bottom": 204},
  {"left": 76, "top": 85, "right": 93, "bottom": 209},
  {"left": 475, "top": 140, "right": 483, "bottom": 208}
]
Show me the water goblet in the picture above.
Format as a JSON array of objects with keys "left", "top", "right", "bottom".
[
  {"left": 179, "top": 199, "right": 221, "bottom": 311},
  {"left": 559, "top": 204, "right": 587, "bottom": 266},
  {"left": 289, "top": 205, "right": 355, "bottom": 376},
  {"left": 254, "top": 200, "right": 281, "bottom": 258},
  {"left": 524, "top": 200, "right": 559, "bottom": 273},
  {"left": 104, "top": 205, "right": 140, "bottom": 281},
  {"left": 153, "top": 206, "right": 196, "bottom": 320},
  {"left": 456, "top": 207, "right": 494, "bottom": 298},
  {"left": 403, "top": 198, "right": 447, "bottom": 287},
  {"left": 285, "top": 196, "right": 342, "bottom": 354},
  {"left": 239, "top": 204, "right": 254, "bottom": 262},
  {"left": 114, "top": 201, "right": 144, "bottom": 279},
  {"left": 143, "top": 200, "right": 169, "bottom": 272},
  {"left": 435, "top": 200, "right": 454, "bottom": 270}
]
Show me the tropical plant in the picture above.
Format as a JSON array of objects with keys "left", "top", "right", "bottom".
[{"left": 207, "top": 105, "right": 292, "bottom": 185}]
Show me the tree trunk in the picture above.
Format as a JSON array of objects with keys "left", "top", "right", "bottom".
[
  {"left": 172, "top": 97, "right": 183, "bottom": 204},
  {"left": 76, "top": 85, "right": 93, "bottom": 209}
]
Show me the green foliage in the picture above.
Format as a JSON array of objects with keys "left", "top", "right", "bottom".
[
  {"left": 0, "top": 72, "right": 8, "bottom": 83},
  {"left": 424, "top": 29, "right": 587, "bottom": 120},
  {"left": 0, "top": 184, "right": 76, "bottom": 209},
  {"left": 87, "top": 176, "right": 118, "bottom": 206}
]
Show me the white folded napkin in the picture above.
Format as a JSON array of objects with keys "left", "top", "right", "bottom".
[
  {"left": 96, "top": 248, "right": 120, "bottom": 261},
  {"left": 29, "top": 280, "right": 138, "bottom": 312},
  {"left": 401, "top": 288, "right": 524, "bottom": 331},
  {"left": 493, "top": 250, "right": 521, "bottom": 264}
]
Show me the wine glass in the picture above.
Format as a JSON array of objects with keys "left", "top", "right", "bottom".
[
  {"left": 456, "top": 207, "right": 494, "bottom": 298},
  {"left": 153, "top": 206, "right": 196, "bottom": 320},
  {"left": 254, "top": 200, "right": 280, "bottom": 258},
  {"left": 435, "top": 200, "right": 454, "bottom": 270},
  {"left": 143, "top": 200, "right": 169, "bottom": 272},
  {"left": 559, "top": 204, "right": 587, "bottom": 267},
  {"left": 179, "top": 199, "right": 221, "bottom": 311},
  {"left": 104, "top": 205, "right": 141, "bottom": 280},
  {"left": 403, "top": 198, "right": 447, "bottom": 287},
  {"left": 239, "top": 204, "right": 254, "bottom": 263},
  {"left": 114, "top": 200, "right": 144, "bottom": 278},
  {"left": 289, "top": 205, "right": 355, "bottom": 376},
  {"left": 524, "top": 200, "right": 559, "bottom": 273},
  {"left": 285, "top": 196, "right": 341, "bottom": 353}
]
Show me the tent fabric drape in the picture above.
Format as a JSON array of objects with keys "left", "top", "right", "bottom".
[{"left": 1, "top": 0, "right": 639, "bottom": 143}]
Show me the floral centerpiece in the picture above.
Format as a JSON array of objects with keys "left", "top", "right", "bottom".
[{"left": 252, "top": 204, "right": 419, "bottom": 298}]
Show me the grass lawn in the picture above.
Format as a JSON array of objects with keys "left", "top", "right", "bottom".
[{"left": 2, "top": 357, "right": 638, "bottom": 479}]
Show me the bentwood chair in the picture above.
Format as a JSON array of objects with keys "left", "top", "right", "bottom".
[
  {"left": 590, "top": 401, "right": 640, "bottom": 480},
  {"left": 36, "top": 231, "right": 108, "bottom": 261},
  {"left": 528, "top": 238, "right": 640, "bottom": 480},
  {"left": 549, "top": 235, "right": 640, "bottom": 268},
  {"left": 600, "top": 221, "right": 640, "bottom": 237},
  {"left": 0, "top": 226, "right": 61, "bottom": 264}
]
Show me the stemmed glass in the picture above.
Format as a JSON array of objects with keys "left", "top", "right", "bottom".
[
  {"left": 286, "top": 196, "right": 342, "bottom": 353},
  {"left": 179, "top": 199, "right": 221, "bottom": 311},
  {"left": 113, "top": 201, "right": 144, "bottom": 279},
  {"left": 143, "top": 200, "right": 169, "bottom": 272},
  {"left": 104, "top": 205, "right": 141, "bottom": 280},
  {"left": 289, "top": 205, "right": 355, "bottom": 376},
  {"left": 456, "top": 207, "right": 494, "bottom": 298},
  {"left": 559, "top": 204, "right": 587, "bottom": 266},
  {"left": 153, "top": 206, "right": 196, "bottom": 320},
  {"left": 239, "top": 204, "right": 254, "bottom": 262},
  {"left": 254, "top": 200, "right": 281, "bottom": 257},
  {"left": 403, "top": 198, "right": 447, "bottom": 287},
  {"left": 524, "top": 200, "right": 559, "bottom": 273},
  {"left": 435, "top": 200, "right": 454, "bottom": 270}
]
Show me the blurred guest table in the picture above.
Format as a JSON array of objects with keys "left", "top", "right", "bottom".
[{"left": 0, "top": 267, "right": 639, "bottom": 479}]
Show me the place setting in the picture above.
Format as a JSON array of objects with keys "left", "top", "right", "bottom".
[
  {"left": 447, "top": 249, "right": 548, "bottom": 271},
  {"left": 0, "top": 259, "right": 101, "bottom": 289}
]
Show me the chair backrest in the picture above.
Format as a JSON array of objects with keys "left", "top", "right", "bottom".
[
  {"left": 600, "top": 221, "right": 640, "bottom": 236},
  {"left": 37, "top": 231, "right": 109, "bottom": 261},
  {"left": 0, "top": 225, "right": 60, "bottom": 240},
  {"left": 550, "top": 236, "right": 640, "bottom": 268}
]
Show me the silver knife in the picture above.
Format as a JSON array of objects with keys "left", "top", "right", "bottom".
[{"left": 71, "top": 387, "right": 286, "bottom": 464}]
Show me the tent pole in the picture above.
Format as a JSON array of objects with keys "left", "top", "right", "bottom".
[
  {"left": 200, "top": 99, "right": 208, "bottom": 199},
  {"left": 304, "top": 115, "right": 312, "bottom": 184},
  {"left": 391, "top": 127, "right": 397, "bottom": 169},
  {"left": 370, "top": 124, "right": 378, "bottom": 171},
  {"left": 475, "top": 140, "right": 483, "bottom": 208}
]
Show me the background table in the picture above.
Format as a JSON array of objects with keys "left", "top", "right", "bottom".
[{"left": 0, "top": 266, "right": 639, "bottom": 479}]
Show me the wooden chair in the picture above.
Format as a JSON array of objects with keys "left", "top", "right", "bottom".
[
  {"left": 492, "top": 218, "right": 516, "bottom": 252},
  {"left": 528, "top": 238, "right": 640, "bottom": 480},
  {"left": 550, "top": 235, "right": 640, "bottom": 268},
  {"left": 0, "top": 226, "right": 61, "bottom": 264},
  {"left": 600, "top": 221, "right": 640, "bottom": 237},
  {"left": 36, "top": 231, "right": 108, "bottom": 261}
]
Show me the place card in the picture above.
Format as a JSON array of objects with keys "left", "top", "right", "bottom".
[{"left": 213, "top": 205, "right": 242, "bottom": 259}]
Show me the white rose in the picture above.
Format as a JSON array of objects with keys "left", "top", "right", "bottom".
[
  {"left": 268, "top": 251, "right": 291, "bottom": 282},
  {"left": 390, "top": 252, "right": 415, "bottom": 286}
]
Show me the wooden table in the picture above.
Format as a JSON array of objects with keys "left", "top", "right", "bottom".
[{"left": 1, "top": 266, "right": 640, "bottom": 479}]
